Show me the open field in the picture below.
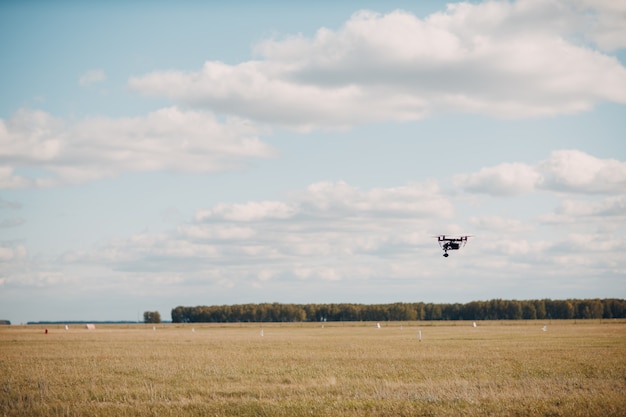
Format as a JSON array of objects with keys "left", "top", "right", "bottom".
[{"left": 1, "top": 320, "right": 625, "bottom": 416}]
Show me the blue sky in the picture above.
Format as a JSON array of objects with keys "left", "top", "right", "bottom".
[{"left": 1, "top": 0, "right": 625, "bottom": 323}]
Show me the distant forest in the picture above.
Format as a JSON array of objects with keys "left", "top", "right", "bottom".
[{"left": 171, "top": 299, "right": 626, "bottom": 323}]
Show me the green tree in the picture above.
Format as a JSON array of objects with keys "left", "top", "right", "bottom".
[
  {"left": 534, "top": 300, "right": 547, "bottom": 319},
  {"left": 580, "top": 299, "right": 603, "bottom": 319},
  {"left": 144, "top": 311, "right": 161, "bottom": 324},
  {"left": 522, "top": 302, "right": 537, "bottom": 319},
  {"left": 505, "top": 301, "right": 523, "bottom": 320}
]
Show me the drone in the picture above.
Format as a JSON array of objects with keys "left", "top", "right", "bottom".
[{"left": 434, "top": 235, "right": 472, "bottom": 257}]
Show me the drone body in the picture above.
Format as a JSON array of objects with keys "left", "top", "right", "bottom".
[{"left": 435, "top": 235, "right": 471, "bottom": 257}]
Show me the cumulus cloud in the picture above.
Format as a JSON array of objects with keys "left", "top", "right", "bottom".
[
  {"left": 571, "top": 0, "right": 626, "bottom": 51},
  {"left": 0, "top": 167, "right": 34, "bottom": 189},
  {"left": 455, "top": 150, "right": 626, "bottom": 196},
  {"left": 12, "top": 171, "right": 625, "bottom": 293},
  {"left": 547, "top": 233, "right": 626, "bottom": 254},
  {"left": 79, "top": 69, "right": 107, "bottom": 86},
  {"left": 0, "top": 244, "right": 27, "bottom": 262},
  {"left": 177, "top": 224, "right": 257, "bottom": 241},
  {"left": 192, "top": 181, "right": 453, "bottom": 224},
  {"left": 469, "top": 215, "right": 533, "bottom": 232},
  {"left": 62, "top": 180, "right": 452, "bottom": 278},
  {"left": 195, "top": 201, "right": 298, "bottom": 222},
  {"left": 539, "top": 150, "right": 626, "bottom": 194},
  {"left": 129, "top": 1, "right": 626, "bottom": 128},
  {"left": 453, "top": 163, "right": 542, "bottom": 196},
  {"left": 0, "top": 107, "right": 274, "bottom": 188},
  {"left": 301, "top": 181, "right": 454, "bottom": 217},
  {"left": 539, "top": 195, "right": 626, "bottom": 224},
  {"left": 0, "top": 244, "right": 30, "bottom": 287}
]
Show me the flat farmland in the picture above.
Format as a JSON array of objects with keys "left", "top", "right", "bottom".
[{"left": 1, "top": 320, "right": 625, "bottom": 416}]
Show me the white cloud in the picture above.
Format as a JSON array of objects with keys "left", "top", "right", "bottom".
[
  {"left": 301, "top": 180, "right": 454, "bottom": 217},
  {"left": 192, "top": 181, "right": 453, "bottom": 225},
  {"left": 559, "top": 196, "right": 626, "bottom": 217},
  {"left": 0, "top": 166, "right": 33, "bottom": 189},
  {"left": 177, "top": 225, "right": 257, "bottom": 241},
  {"left": 456, "top": 150, "right": 626, "bottom": 196},
  {"left": 541, "top": 233, "right": 626, "bottom": 256},
  {"left": 62, "top": 232, "right": 221, "bottom": 268},
  {"left": 453, "top": 162, "right": 542, "bottom": 196},
  {"left": 539, "top": 150, "right": 626, "bottom": 194},
  {"left": 79, "top": 69, "right": 106, "bottom": 86},
  {"left": 61, "top": 180, "right": 451, "bottom": 277},
  {"left": 0, "top": 245, "right": 27, "bottom": 262},
  {"left": 0, "top": 245, "right": 54, "bottom": 289},
  {"left": 469, "top": 215, "right": 533, "bottom": 232},
  {"left": 481, "top": 238, "right": 537, "bottom": 256},
  {"left": 7, "top": 171, "right": 623, "bottom": 300},
  {"left": 129, "top": 2, "right": 626, "bottom": 128},
  {"left": 571, "top": 0, "right": 626, "bottom": 51},
  {"left": 195, "top": 201, "right": 298, "bottom": 222},
  {"left": 539, "top": 195, "right": 626, "bottom": 224},
  {"left": 0, "top": 107, "right": 274, "bottom": 188}
]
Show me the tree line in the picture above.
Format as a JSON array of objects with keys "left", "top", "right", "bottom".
[{"left": 171, "top": 298, "right": 626, "bottom": 323}]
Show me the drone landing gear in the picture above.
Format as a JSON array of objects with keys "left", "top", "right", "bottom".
[{"left": 443, "top": 252, "right": 449, "bottom": 257}]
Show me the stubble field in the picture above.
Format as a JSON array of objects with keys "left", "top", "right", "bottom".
[{"left": 1, "top": 320, "right": 625, "bottom": 416}]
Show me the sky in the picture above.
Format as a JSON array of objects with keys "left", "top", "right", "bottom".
[{"left": 1, "top": 0, "right": 625, "bottom": 323}]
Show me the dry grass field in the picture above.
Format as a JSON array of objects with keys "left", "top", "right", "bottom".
[{"left": 1, "top": 320, "right": 625, "bottom": 416}]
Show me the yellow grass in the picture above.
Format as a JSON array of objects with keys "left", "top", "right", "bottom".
[{"left": 1, "top": 320, "right": 625, "bottom": 416}]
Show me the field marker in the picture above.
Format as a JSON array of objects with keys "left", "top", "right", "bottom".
[
  {"left": 418, "top": 330, "right": 422, "bottom": 341},
  {"left": 260, "top": 329, "right": 264, "bottom": 337},
  {"left": 542, "top": 325, "right": 547, "bottom": 332}
]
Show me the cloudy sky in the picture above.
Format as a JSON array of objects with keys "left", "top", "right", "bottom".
[{"left": 1, "top": 0, "right": 625, "bottom": 323}]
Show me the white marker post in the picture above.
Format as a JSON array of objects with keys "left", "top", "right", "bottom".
[{"left": 418, "top": 330, "right": 422, "bottom": 342}]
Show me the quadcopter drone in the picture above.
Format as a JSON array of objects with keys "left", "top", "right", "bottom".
[{"left": 434, "top": 235, "right": 472, "bottom": 257}]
